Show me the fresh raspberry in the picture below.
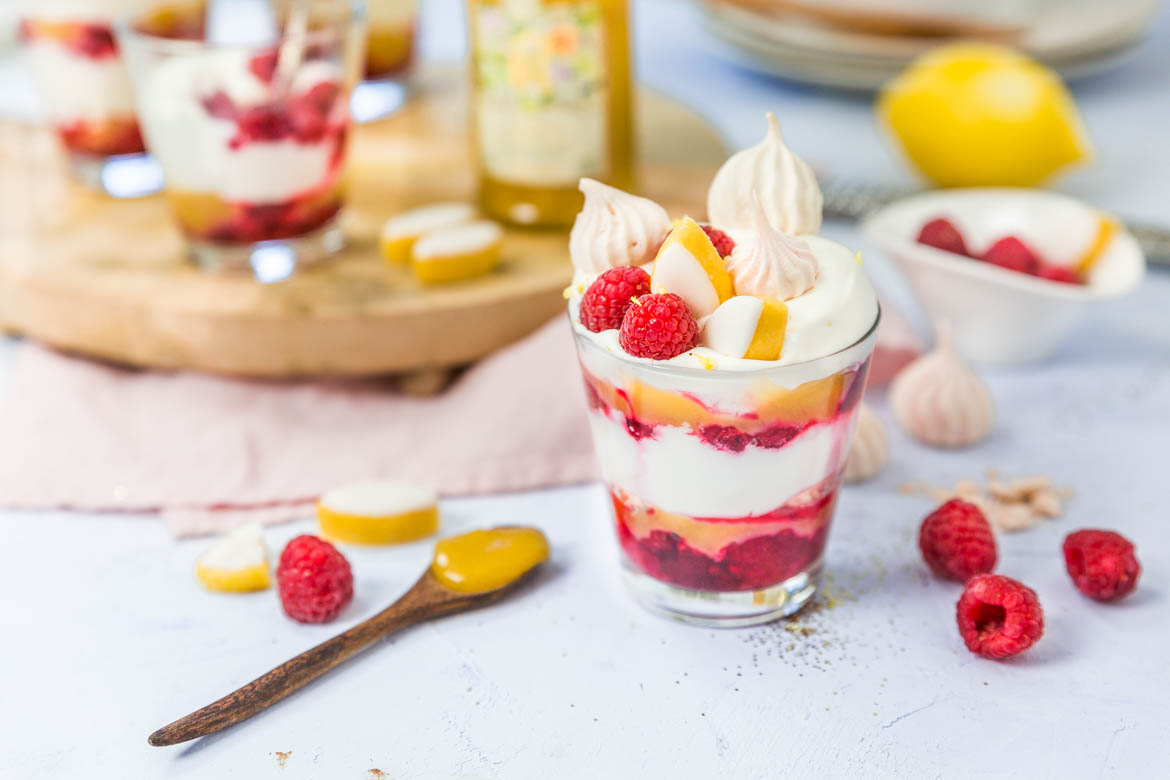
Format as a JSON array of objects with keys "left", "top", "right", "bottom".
[
  {"left": 579, "top": 266, "right": 651, "bottom": 332},
  {"left": 919, "top": 499, "right": 997, "bottom": 582},
  {"left": 277, "top": 535, "right": 354, "bottom": 623},
  {"left": 201, "top": 90, "right": 238, "bottom": 120},
  {"left": 917, "top": 218, "right": 969, "bottom": 256},
  {"left": 299, "top": 82, "right": 341, "bottom": 114},
  {"left": 701, "top": 225, "right": 736, "bottom": 258},
  {"left": 235, "top": 105, "right": 292, "bottom": 144},
  {"left": 983, "top": 236, "right": 1040, "bottom": 275},
  {"left": 73, "top": 25, "right": 118, "bottom": 59},
  {"left": 956, "top": 574, "right": 1044, "bottom": 659},
  {"left": 618, "top": 293, "right": 699, "bottom": 360},
  {"left": 1062, "top": 529, "right": 1141, "bottom": 602},
  {"left": 1037, "top": 265, "right": 1083, "bottom": 285},
  {"left": 249, "top": 50, "right": 279, "bottom": 83}
]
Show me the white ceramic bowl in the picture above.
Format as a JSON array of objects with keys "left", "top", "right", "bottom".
[{"left": 861, "top": 188, "right": 1146, "bottom": 365}]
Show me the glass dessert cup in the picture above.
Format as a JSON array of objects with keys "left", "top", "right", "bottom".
[
  {"left": 348, "top": 0, "right": 416, "bottom": 122},
  {"left": 364, "top": 0, "right": 416, "bottom": 80},
  {"left": 118, "top": 0, "right": 364, "bottom": 274},
  {"left": 573, "top": 311, "right": 880, "bottom": 627},
  {"left": 21, "top": 8, "right": 155, "bottom": 194}
]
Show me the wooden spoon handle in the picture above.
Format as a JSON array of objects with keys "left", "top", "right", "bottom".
[{"left": 148, "top": 574, "right": 445, "bottom": 746}]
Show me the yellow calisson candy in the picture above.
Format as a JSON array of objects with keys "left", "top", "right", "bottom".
[
  {"left": 877, "top": 43, "right": 1091, "bottom": 187},
  {"left": 430, "top": 527, "right": 549, "bottom": 594},
  {"left": 379, "top": 202, "right": 477, "bottom": 265},
  {"left": 411, "top": 220, "right": 503, "bottom": 285},
  {"left": 650, "top": 217, "right": 735, "bottom": 318},
  {"left": 702, "top": 295, "right": 788, "bottom": 361},
  {"left": 194, "top": 523, "right": 271, "bottom": 593},
  {"left": 317, "top": 480, "right": 439, "bottom": 545}
]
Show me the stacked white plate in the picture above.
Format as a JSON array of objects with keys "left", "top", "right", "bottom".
[{"left": 702, "top": 0, "right": 1161, "bottom": 90}]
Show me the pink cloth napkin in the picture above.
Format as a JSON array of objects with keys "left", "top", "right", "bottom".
[
  {"left": 0, "top": 318, "right": 596, "bottom": 536},
  {"left": 0, "top": 307, "right": 920, "bottom": 538}
]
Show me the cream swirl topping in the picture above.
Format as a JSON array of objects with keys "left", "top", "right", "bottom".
[
  {"left": 707, "top": 112, "right": 823, "bottom": 236},
  {"left": 569, "top": 178, "right": 672, "bottom": 275},
  {"left": 726, "top": 194, "right": 819, "bottom": 300}
]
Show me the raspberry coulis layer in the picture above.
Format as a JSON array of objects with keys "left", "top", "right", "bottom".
[
  {"left": 202, "top": 192, "right": 344, "bottom": 245},
  {"left": 613, "top": 487, "right": 836, "bottom": 592},
  {"left": 21, "top": 21, "right": 120, "bottom": 60},
  {"left": 56, "top": 117, "right": 145, "bottom": 157}
]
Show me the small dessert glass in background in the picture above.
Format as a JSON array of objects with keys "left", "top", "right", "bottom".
[
  {"left": 350, "top": 0, "right": 416, "bottom": 122},
  {"left": 364, "top": 0, "right": 415, "bottom": 79},
  {"left": 118, "top": 0, "right": 364, "bottom": 274},
  {"left": 20, "top": 3, "right": 158, "bottom": 194},
  {"left": 573, "top": 312, "right": 879, "bottom": 626}
]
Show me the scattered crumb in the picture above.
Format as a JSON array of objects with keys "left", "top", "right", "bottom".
[
  {"left": 1030, "top": 490, "right": 1062, "bottom": 518},
  {"left": 367, "top": 770, "right": 388, "bottom": 779},
  {"left": 903, "top": 470, "right": 1072, "bottom": 533},
  {"left": 272, "top": 751, "right": 291, "bottom": 769}
]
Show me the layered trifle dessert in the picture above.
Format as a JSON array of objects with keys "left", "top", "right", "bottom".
[
  {"left": 20, "top": 0, "right": 156, "bottom": 181},
  {"left": 568, "top": 115, "right": 879, "bottom": 625},
  {"left": 118, "top": 1, "right": 360, "bottom": 270}
]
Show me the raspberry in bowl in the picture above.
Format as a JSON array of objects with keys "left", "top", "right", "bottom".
[
  {"left": 117, "top": 0, "right": 363, "bottom": 273},
  {"left": 567, "top": 114, "right": 880, "bottom": 626},
  {"left": 862, "top": 188, "right": 1145, "bottom": 365},
  {"left": 20, "top": 1, "right": 158, "bottom": 190}
]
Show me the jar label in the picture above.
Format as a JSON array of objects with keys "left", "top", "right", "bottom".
[{"left": 474, "top": 0, "right": 608, "bottom": 187}]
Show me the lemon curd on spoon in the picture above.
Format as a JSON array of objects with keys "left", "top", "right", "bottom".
[{"left": 431, "top": 527, "right": 550, "bottom": 594}]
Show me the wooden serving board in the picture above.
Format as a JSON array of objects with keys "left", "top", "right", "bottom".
[{"left": 0, "top": 69, "right": 726, "bottom": 377}]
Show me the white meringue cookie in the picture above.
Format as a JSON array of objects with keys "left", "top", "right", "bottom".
[
  {"left": 707, "top": 112, "right": 823, "bottom": 235},
  {"left": 843, "top": 404, "right": 888, "bottom": 483},
  {"left": 726, "top": 194, "right": 819, "bottom": 300},
  {"left": 701, "top": 296, "right": 765, "bottom": 359},
  {"left": 569, "top": 178, "right": 672, "bottom": 275},
  {"left": 651, "top": 242, "right": 723, "bottom": 318},
  {"left": 890, "top": 324, "right": 995, "bottom": 448}
]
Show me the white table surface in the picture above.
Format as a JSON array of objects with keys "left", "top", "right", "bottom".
[{"left": 2, "top": 1, "right": 1169, "bottom": 778}]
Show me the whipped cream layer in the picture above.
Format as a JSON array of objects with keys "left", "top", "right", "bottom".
[
  {"left": 26, "top": 43, "right": 137, "bottom": 123},
  {"left": 137, "top": 52, "right": 342, "bottom": 204},
  {"left": 589, "top": 406, "right": 850, "bottom": 522}
]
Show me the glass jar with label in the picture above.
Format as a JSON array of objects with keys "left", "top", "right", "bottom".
[{"left": 469, "top": 0, "right": 632, "bottom": 228}]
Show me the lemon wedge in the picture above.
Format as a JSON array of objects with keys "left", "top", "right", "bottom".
[
  {"left": 194, "top": 523, "right": 271, "bottom": 593},
  {"left": 877, "top": 42, "right": 1091, "bottom": 187},
  {"left": 411, "top": 220, "right": 503, "bottom": 284},
  {"left": 317, "top": 480, "right": 439, "bottom": 545},
  {"left": 380, "top": 202, "right": 477, "bottom": 265}
]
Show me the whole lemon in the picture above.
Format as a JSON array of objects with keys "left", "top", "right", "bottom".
[{"left": 877, "top": 43, "right": 1091, "bottom": 187}]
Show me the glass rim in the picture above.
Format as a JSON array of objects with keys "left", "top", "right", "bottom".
[
  {"left": 114, "top": 0, "right": 365, "bottom": 54},
  {"left": 570, "top": 303, "right": 882, "bottom": 379}
]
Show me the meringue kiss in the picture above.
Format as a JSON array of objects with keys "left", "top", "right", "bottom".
[
  {"left": 569, "top": 178, "right": 672, "bottom": 275},
  {"left": 890, "top": 324, "right": 995, "bottom": 448},
  {"left": 843, "top": 404, "right": 889, "bottom": 483},
  {"left": 707, "top": 112, "right": 823, "bottom": 235},
  {"left": 726, "top": 194, "right": 819, "bottom": 300}
]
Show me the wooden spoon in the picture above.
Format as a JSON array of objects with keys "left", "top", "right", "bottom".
[{"left": 148, "top": 563, "right": 541, "bottom": 746}]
